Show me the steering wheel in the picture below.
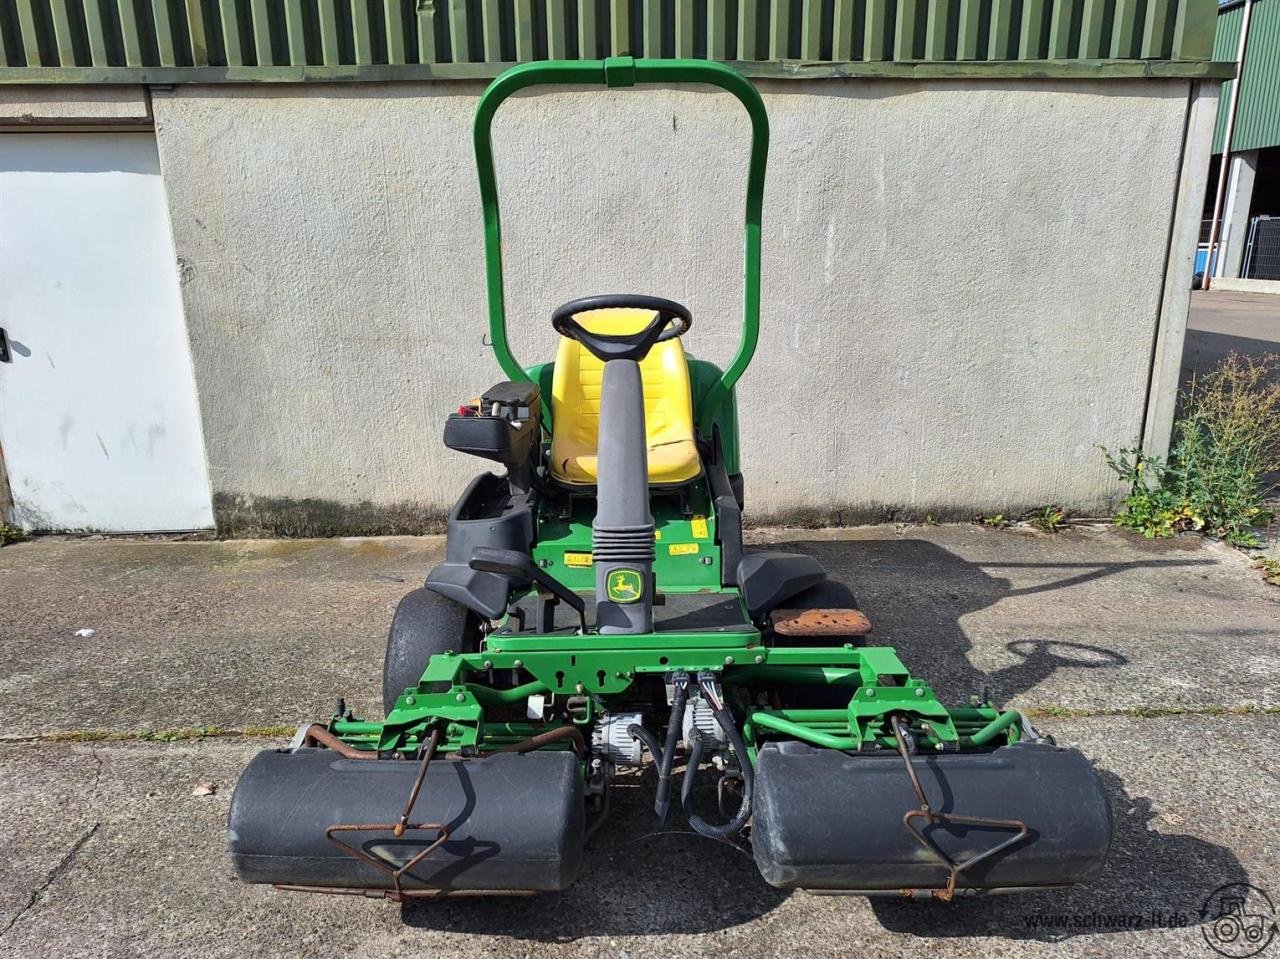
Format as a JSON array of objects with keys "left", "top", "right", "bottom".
[{"left": 551, "top": 294, "right": 692, "bottom": 362}]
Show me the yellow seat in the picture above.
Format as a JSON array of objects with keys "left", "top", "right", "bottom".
[{"left": 549, "top": 308, "right": 701, "bottom": 486}]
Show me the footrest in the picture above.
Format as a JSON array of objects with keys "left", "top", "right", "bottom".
[{"left": 772, "top": 607, "right": 872, "bottom": 637}]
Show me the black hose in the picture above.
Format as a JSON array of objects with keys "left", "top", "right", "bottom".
[
  {"left": 681, "top": 700, "right": 755, "bottom": 840},
  {"left": 654, "top": 677, "right": 689, "bottom": 822},
  {"left": 627, "top": 723, "right": 664, "bottom": 766}
]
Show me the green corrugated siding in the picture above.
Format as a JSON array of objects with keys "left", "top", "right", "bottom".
[
  {"left": 1213, "top": 0, "right": 1280, "bottom": 153},
  {"left": 0, "top": 0, "right": 1231, "bottom": 83}
]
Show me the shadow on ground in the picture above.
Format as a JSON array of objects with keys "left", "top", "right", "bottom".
[
  {"left": 398, "top": 759, "right": 1248, "bottom": 943},
  {"left": 397, "top": 537, "right": 1244, "bottom": 942},
  {"left": 401, "top": 769, "right": 785, "bottom": 937},
  {"left": 768, "top": 536, "right": 1215, "bottom": 705},
  {"left": 868, "top": 762, "right": 1250, "bottom": 942}
]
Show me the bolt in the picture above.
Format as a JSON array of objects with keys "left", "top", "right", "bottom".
[
  {"left": 866, "top": 688, "right": 876, "bottom": 697},
  {"left": 455, "top": 693, "right": 466, "bottom": 703},
  {"left": 725, "top": 656, "right": 735, "bottom": 666},
  {"left": 754, "top": 655, "right": 764, "bottom": 664},
  {"left": 575, "top": 682, "right": 585, "bottom": 694},
  {"left": 513, "top": 659, "right": 524, "bottom": 669},
  {"left": 405, "top": 695, "right": 416, "bottom": 706},
  {"left": 915, "top": 688, "right": 925, "bottom": 697},
  {"left": 935, "top": 742, "right": 944, "bottom": 751},
  {"left": 483, "top": 659, "right": 493, "bottom": 669}
]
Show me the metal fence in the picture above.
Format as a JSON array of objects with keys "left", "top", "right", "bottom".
[
  {"left": 1243, "top": 215, "right": 1280, "bottom": 281},
  {"left": 0, "top": 0, "right": 1227, "bottom": 81}
]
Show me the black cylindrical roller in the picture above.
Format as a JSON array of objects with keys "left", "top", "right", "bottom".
[
  {"left": 751, "top": 740, "right": 1111, "bottom": 893},
  {"left": 229, "top": 748, "right": 585, "bottom": 893}
]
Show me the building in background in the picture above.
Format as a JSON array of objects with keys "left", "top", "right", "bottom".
[
  {"left": 0, "top": 1, "right": 1233, "bottom": 535},
  {"left": 1200, "top": 0, "right": 1280, "bottom": 287}
]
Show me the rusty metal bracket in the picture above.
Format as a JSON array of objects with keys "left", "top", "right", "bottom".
[
  {"left": 890, "top": 716, "right": 1030, "bottom": 902},
  {"left": 771, "top": 607, "right": 872, "bottom": 638},
  {"left": 317, "top": 728, "right": 453, "bottom": 902}
]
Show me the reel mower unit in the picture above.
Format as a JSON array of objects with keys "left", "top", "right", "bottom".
[{"left": 228, "top": 57, "right": 1112, "bottom": 903}]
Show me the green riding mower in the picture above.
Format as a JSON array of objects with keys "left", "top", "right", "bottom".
[{"left": 228, "top": 58, "right": 1111, "bottom": 902}]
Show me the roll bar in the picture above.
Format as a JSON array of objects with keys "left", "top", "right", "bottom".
[{"left": 472, "top": 56, "right": 769, "bottom": 436}]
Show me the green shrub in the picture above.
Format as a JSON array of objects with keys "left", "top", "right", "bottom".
[
  {"left": 0, "top": 522, "right": 23, "bottom": 547},
  {"left": 1027, "top": 505, "right": 1066, "bottom": 533},
  {"left": 1105, "top": 353, "right": 1280, "bottom": 548}
]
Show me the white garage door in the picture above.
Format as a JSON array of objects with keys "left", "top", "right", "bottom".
[{"left": 0, "top": 132, "right": 213, "bottom": 532}]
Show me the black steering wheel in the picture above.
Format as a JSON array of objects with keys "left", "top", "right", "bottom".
[{"left": 551, "top": 294, "right": 693, "bottom": 362}]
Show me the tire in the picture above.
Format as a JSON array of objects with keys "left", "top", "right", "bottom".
[{"left": 382, "top": 587, "right": 481, "bottom": 713}]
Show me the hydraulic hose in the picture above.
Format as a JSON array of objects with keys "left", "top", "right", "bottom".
[
  {"left": 654, "top": 674, "right": 689, "bottom": 822},
  {"left": 628, "top": 723, "right": 665, "bottom": 766},
  {"left": 681, "top": 687, "right": 755, "bottom": 840}
]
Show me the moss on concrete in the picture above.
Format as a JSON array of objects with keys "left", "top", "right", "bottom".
[{"left": 213, "top": 492, "right": 446, "bottom": 539}]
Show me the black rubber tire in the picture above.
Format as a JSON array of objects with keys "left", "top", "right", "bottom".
[{"left": 382, "top": 587, "right": 481, "bottom": 713}]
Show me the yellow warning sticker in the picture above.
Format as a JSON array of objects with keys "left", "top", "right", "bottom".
[
  {"left": 690, "top": 515, "right": 709, "bottom": 539},
  {"left": 668, "top": 543, "right": 699, "bottom": 556},
  {"left": 564, "top": 552, "right": 594, "bottom": 568},
  {"left": 654, "top": 529, "right": 662, "bottom": 540}
]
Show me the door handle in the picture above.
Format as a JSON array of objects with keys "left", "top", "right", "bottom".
[{"left": 0, "top": 327, "right": 10, "bottom": 363}]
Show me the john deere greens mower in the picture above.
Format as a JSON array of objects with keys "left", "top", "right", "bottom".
[{"left": 228, "top": 58, "right": 1111, "bottom": 902}]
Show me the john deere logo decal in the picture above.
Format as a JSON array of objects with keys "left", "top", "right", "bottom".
[{"left": 607, "top": 569, "right": 644, "bottom": 603}]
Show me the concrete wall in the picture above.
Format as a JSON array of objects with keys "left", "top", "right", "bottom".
[
  {"left": 150, "top": 78, "right": 1207, "bottom": 533},
  {"left": 0, "top": 86, "right": 149, "bottom": 125}
]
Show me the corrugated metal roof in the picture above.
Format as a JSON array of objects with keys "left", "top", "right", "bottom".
[
  {"left": 0, "top": 0, "right": 1235, "bottom": 84},
  {"left": 1213, "top": 0, "right": 1280, "bottom": 152}
]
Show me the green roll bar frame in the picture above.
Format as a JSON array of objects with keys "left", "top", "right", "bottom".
[{"left": 472, "top": 56, "right": 769, "bottom": 436}]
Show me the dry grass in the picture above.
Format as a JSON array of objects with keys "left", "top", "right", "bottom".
[{"left": 1106, "top": 353, "right": 1280, "bottom": 547}]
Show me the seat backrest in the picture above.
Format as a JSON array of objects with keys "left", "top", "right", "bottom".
[{"left": 549, "top": 308, "right": 695, "bottom": 484}]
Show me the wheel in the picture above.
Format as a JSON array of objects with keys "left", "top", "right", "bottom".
[{"left": 382, "top": 587, "right": 482, "bottom": 713}]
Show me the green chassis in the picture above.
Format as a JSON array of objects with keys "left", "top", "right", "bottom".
[
  {"left": 334, "top": 485, "right": 1021, "bottom": 762},
  {"left": 325, "top": 55, "right": 1024, "bottom": 770},
  {"left": 339, "top": 636, "right": 1021, "bottom": 761}
]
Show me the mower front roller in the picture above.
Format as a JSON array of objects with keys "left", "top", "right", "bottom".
[
  {"left": 751, "top": 738, "right": 1112, "bottom": 897},
  {"left": 229, "top": 748, "right": 585, "bottom": 897}
]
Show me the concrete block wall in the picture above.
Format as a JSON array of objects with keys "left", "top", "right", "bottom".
[{"left": 149, "top": 78, "right": 1209, "bottom": 533}]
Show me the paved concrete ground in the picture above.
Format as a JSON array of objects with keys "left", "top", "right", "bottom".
[
  {"left": 0, "top": 526, "right": 1277, "bottom": 958},
  {"left": 1184, "top": 290, "right": 1279, "bottom": 383}
]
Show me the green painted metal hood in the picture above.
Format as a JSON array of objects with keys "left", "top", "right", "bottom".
[{"left": 0, "top": 0, "right": 1235, "bottom": 85}]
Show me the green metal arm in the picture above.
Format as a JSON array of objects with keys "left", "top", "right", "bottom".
[{"left": 473, "top": 56, "right": 769, "bottom": 435}]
